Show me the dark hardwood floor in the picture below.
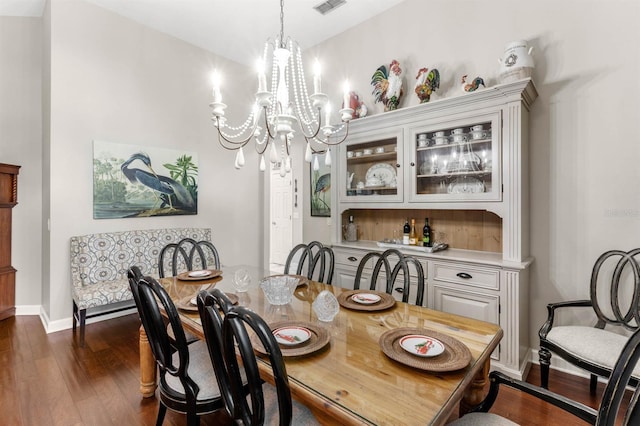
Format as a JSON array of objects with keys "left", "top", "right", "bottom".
[{"left": 0, "top": 315, "right": 625, "bottom": 425}]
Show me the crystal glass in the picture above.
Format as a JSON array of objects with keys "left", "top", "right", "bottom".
[
  {"left": 259, "top": 275, "right": 299, "bottom": 305},
  {"left": 312, "top": 290, "right": 340, "bottom": 322},
  {"left": 233, "top": 268, "right": 251, "bottom": 292}
]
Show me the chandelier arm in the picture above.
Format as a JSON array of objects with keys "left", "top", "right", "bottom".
[
  {"left": 213, "top": 116, "right": 257, "bottom": 150},
  {"left": 262, "top": 107, "right": 279, "bottom": 140},
  {"left": 307, "top": 121, "right": 350, "bottom": 146},
  {"left": 292, "top": 107, "right": 323, "bottom": 139},
  {"left": 255, "top": 139, "right": 270, "bottom": 156}
]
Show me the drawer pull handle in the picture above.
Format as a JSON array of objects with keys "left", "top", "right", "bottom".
[
  {"left": 456, "top": 272, "right": 472, "bottom": 279},
  {"left": 347, "top": 256, "right": 358, "bottom": 262},
  {"left": 394, "top": 287, "right": 404, "bottom": 294}
]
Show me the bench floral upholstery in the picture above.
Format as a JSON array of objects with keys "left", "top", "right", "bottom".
[{"left": 70, "top": 227, "right": 211, "bottom": 345}]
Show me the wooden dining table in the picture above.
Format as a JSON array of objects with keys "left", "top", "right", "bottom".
[{"left": 138, "top": 265, "right": 503, "bottom": 425}]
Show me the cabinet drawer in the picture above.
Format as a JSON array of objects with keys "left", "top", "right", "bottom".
[
  {"left": 333, "top": 248, "right": 367, "bottom": 267},
  {"left": 432, "top": 262, "right": 499, "bottom": 291}
]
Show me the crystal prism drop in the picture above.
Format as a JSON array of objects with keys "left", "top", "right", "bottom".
[
  {"left": 325, "top": 149, "right": 331, "bottom": 166},
  {"left": 259, "top": 155, "right": 266, "bottom": 171},
  {"left": 270, "top": 142, "right": 278, "bottom": 163},
  {"left": 313, "top": 155, "right": 319, "bottom": 171},
  {"left": 279, "top": 160, "right": 286, "bottom": 177},
  {"left": 236, "top": 148, "right": 245, "bottom": 167},
  {"left": 305, "top": 142, "right": 312, "bottom": 162},
  {"left": 285, "top": 155, "right": 291, "bottom": 172}
]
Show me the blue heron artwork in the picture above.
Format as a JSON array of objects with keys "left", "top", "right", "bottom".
[
  {"left": 93, "top": 140, "right": 198, "bottom": 219},
  {"left": 310, "top": 153, "right": 331, "bottom": 217}
]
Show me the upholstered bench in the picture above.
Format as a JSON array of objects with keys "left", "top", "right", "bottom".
[{"left": 70, "top": 227, "right": 211, "bottom": 346}]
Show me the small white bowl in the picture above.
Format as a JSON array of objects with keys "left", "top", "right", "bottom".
[
  {"left": 355, "top": 151, "right": 363, "bottom": 157},
  {"left": 363, "top": 149, "right": 373, "bottom": 155},
  {"left": 347, "top": 151, "right": 354, "bottom": 158},
  {"left": 374, "top": 147, "right": 385, "bottom": 154},
  {"left": 451, "top": 128, "right": 464, "bottom": 135},
  {"left": 434, "top": 131, "right": 445, "bottom": 137}
]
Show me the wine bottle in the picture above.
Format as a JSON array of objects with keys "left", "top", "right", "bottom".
[
  {"left": 423, "top": 218, "right": 432, "bottom": 247},
  {"left": 409, "top": 219, "right": 417, "bottom": 245},
  {"left": 402, "top": 219, "right": 410, "bottom": 245}
]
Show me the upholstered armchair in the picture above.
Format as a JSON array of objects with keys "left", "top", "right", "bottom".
[{"left": 538, "top": 248, "right": 640, "bottom": 394}]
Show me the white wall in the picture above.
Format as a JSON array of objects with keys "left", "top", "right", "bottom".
[
  {"left": 306, "top": 0, "right": 640, "bottom": 351},
  {"left": 0, "top": 16, "right": 43, "bottom": 312},
  {"left": 42, "top": 0, "right": 262, "bottom": 324}
]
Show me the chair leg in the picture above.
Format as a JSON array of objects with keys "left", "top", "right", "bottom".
[
  {"left": 72, "top": 301, "right": 78, "bottom": 330},
  {"left": 538, "top": 347, "right": 551, "bottom": 389},
  {"left": 186, "top": 413, "right": 200, "bottom": 426},
  {"left": 78, "top": 308, "right": 87, "bottom": 347},
  {"left": 156, "top": 403, "right": 167, "bottom": 426},
  {"left": 590, "top": 374, "right": 598, "bottom": 395}
]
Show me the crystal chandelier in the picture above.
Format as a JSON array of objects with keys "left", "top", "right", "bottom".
[{"left": 209, "top": 0, "right": 353, "bottom": 176}]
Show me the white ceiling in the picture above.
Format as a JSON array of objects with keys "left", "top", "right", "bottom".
[{"left": 0, "top": 0, "right": 406, "bottom": 65}]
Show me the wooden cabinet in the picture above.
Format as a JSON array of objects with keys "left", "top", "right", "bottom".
[
  {"left": 331, "top": 79, "right": 537, "bottom": 379},
  {"left": 0, "top": 163, "right": 20, "bottom": 321}
]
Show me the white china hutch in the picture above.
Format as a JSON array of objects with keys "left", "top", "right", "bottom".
[{"left": 330, "top": 78, "right": 537, "bottom": 379}]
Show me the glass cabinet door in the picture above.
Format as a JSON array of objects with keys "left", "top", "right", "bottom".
[
  {"left": 409, "top": 113, "right": 501, "bottom": 202},
  {"left": 340, "top": 129, "right": 403, "bottom": 203}
]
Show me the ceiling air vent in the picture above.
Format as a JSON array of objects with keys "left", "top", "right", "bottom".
[{"left": 313, "top": 0, "right": 347, "bottom": 15}]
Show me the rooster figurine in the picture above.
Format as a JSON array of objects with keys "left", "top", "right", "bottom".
[
  {"left": 414, "top": 68, "right": 440, "bottom": 103},
  {"left": 461, "top": 75, "right": 485, "bottom": 92},
  {"left": 371, "top": 59, "right": 404, "bottom": 111}
]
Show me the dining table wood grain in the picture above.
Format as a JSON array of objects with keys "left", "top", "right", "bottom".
[{"left": 137, "top": 265, "right": 503, "bottom": 425}]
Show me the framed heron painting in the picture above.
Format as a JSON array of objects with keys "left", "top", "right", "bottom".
[
  {"left": 310, "top": 152, "right": 331, "bottom": 217},
  {"left": 93, "top": 140, "right": 198, "bottom": 219}
]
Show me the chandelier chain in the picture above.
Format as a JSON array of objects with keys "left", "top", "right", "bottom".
[{"left": 279, "top": 0, "right": 285, "bottom": 49}]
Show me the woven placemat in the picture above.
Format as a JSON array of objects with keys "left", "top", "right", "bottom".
[
  {"left": 175, "top": 292, "right": 238, "bottom": 311},
  {"left": 337, "top": 290, "right": 396, "bottom": 312},
  {"left": 379, "top": 327, "right": 471, "bottom": 372},
  {"left": 176, "top": 269, "right": 223, "bottom": 281},
  {"left": 253, "top": 321, "right": 330, "bottom": 357}
]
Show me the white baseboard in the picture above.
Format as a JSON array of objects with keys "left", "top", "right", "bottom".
[
  {"left": 15, "top": 305, "right": 41, "bottom": 315},
  {"left": 16, "top": 304, "right": 138, "bottom": 334}
]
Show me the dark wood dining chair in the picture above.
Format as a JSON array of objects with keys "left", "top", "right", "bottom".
[
  {"left": 197, "top": 288, "right": 319, "bottom": 425},
  {"left": 159, "top": 237, "right": 221, "bottom": 278},
  {"left": 451, "top": 326, "right": 640, "bottom": 425},
  {"left": 284, "top": 241, "right": 334, "bottom": 285},
  {"left": 538, "top": 248, "right": 640, "bottom": 394},
  {"left": 131, "top": 271, "right": 226, "bottom": 425},
  {"left": 354, "top": 249, "right": 425, "bottom": 306}
]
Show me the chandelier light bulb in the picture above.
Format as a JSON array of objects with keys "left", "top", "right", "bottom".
[
  {"left": 343, "top": 80, "right": 350, "bottom": 108},
  {"left": 313, "top": 59, "right": 321, "bottom": 94},
  {"left": 211, "top": 71, "right": 222, "bottom": 103},
  {"left": 285, "top": 155, "right": 291, "bottom": 172},
  {"left": 259, "top": 154, "right": 266, "bottom": 171},
  {"left": 256, "top": 59, "right": 267, "bottom": 92}
]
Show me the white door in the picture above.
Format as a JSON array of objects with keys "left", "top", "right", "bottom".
[{"left": 270, "top": 168, "right": 293, "bottom": 271}]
